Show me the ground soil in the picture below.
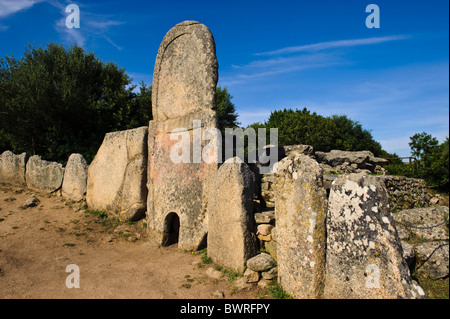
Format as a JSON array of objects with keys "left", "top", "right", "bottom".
[{"left": 0, "top": 184, "right": 263, "bottom": 299}]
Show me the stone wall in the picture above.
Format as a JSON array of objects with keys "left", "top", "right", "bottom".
[
  {"left": 377, "top": 175, "right": 430, "bottom": 212},
  {"left": 260, "top": 172, "right": 431, "bottom": 212}
]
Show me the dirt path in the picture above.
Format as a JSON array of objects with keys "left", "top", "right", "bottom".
[{"left": 0, "top": 184, "right": 261, "bottom": 299}]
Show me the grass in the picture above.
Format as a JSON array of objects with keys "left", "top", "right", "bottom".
[
  {"left": 201, "top": 254, "right": 212, "bottom": 265},
  {"left": 86, "top": 209, "right": 108, "bottom": 219},
  {"left": 414, "top": 273, "right": 449, "bottom": 299},
  {"left": 264, "top": 279, "right": 293, "bottom": 299}
]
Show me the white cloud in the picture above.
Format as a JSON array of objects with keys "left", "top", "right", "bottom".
[
  {"left": 47, "top": 0, "right": 124, "bottom": 49},
  {"left": 0, "top": 0, "right": 44, "bottom": 18},
  {"left": 220, "top": 52, "right": 343, "bottom": 86},
  {"left": 256, "top": 35, "right": 409, "bottom": 56}
]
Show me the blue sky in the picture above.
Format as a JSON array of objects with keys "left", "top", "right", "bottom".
[{"left": 0, "top": 0, "right": 448, "bottom": 157}]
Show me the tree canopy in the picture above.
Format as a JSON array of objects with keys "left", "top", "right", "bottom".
[
  {"left": 0, "top": 43, "right": 240, "bottom": 164},
  {"left": 0, "top": 43, "right": 152, "bottom": 163},
  {"left": 248, "top": 108, "right": 389, "bottom": 157}
]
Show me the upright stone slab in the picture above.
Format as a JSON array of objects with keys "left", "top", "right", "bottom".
[
  {"left": 324, "top": 172, "right": 425, "bottom": 299},
  {"left": 25, "top": 155, "right": 64, "bottom": 192},
  {"left": 274, "top": 154, "right": 327, "bottom": 299},
  {"left": 147, "top": 21, "right": 219, "bottom": 250},
  {"left": 152, "top": 21, "right": 218, "bottom": 122},
  {"left": 0, "top": 151, "right": 27, "bottom": 186},
  {"left": 86, "top": 126, "right": 148, "bottom": 221},
  {"left": 62, "top": 153, "right": 88, "bottom": 202},
  {"left": 207, "top": 158, "right": 258, "bottom": 272}
]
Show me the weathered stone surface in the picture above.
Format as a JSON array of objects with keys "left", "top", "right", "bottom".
[
  {"left": 147, "top": 111, "right": 219, "bottom": 250},
  {"left": 392, "top": 206, "right": 449, "bottom": 241},
  {"left": 152, "top": 21, "right": 218, "bottom": 121},
  {"left": 61, "top": 153, "right": 88, "bottom": 202},
  {"left": 25, "top": 155, "right": 64, "bottom": 192},
  {"left": 414, "top": 242, "right": 449, "bottom": 279},
  {"left": 401, "top": 242, "right": 416, "bottom": 268},
  {"left": 324, "top": 172, "right": 425, "bottom": 299},
  {"left": 86, "top": 126, "right": 148, "bottom": 221},
  {"left": 264, "top": 241, "right": 277, "bottom": 262},
  {"left": 257, "top": 224, "right": 273, "bottom": 236},
  {"left": 283, "top": 144, "right": 314, "bottom": 157},
  {"left": 246, "top": 253, "right": 276, "bottom": 272},
  {"left": 0, "top": 151, "right": 28, "bottom": 186},
  {"left": 147, "top": 21, "right": 220, "bottom": 251},
  {"left": 274, "top": 154, "right": 327, "bottom": 299},
  {"left": 254, "top": 211, "right": 275, "bottom": 224},
  {"left": 316, "top": 150, "right": 388, "bottom": 167},
  {"left": 243, "top": 268, "right": 260, "bottom": 283},
  {"left": 207, "top": 159, "right": 258, "bottom": 273}
]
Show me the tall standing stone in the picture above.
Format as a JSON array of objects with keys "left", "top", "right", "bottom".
[
  {"left": 274, "top": 154, "right": 327, "bottom": 299},
  {"left": 86, "top": 126, "right": 148, "bottom": 221},
  {"left": 0, "top": 151, "right": 28, "bottom": 186},
  {"left": 61, "top": 153, "right": 88, "bottom": 202},
  {"left": 207, "top": 158, "right": 258, "bottom": 272},
  {"left": 152, "top": 21, "right": 218, "bottom": 122},
  {"left": 324, "top": 172, "right": 425, "bottom": 299},
  {"left": 147, "top": 21, "right": 220, "bottom": 250}
]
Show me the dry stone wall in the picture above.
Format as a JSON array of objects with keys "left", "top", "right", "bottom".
[{"left": 378, "top": 175, "right": 430, "bottom": 212}]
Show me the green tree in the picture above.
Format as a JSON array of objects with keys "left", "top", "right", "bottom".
[
  {"left": 261, "top": 108, "right": 337, "bottom": 151},
  {"left": 409, "top": 132, "right": 439, "bottom": 161},
  {"left": 0, "top": 43, "right": 152, "bottom": 163},
  {"left": 330, "top": 115, "right": 384, "bottom": 156},
  {"left": 213, "top": 86, "right": 239, "bottom": 132}
]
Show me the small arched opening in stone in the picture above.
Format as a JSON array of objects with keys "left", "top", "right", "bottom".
[{"left": 162, "top": 212, "right": 180, "bottom": 246}]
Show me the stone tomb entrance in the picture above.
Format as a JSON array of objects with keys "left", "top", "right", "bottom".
[{"left": 162, "top": 212, "right": 180, "bottom": 246}]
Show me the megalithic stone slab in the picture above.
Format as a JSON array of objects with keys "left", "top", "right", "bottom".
[
  {"left": 0, "top": 150, "right": 28, "bottom": 186},
  {"left": 152, "top": 20, "right": 218, "bottom": 121},
  {"left": 61, "top": 153, "right": 88, "bottom": 202},
  {"left": 207, "top": 158, "right": 258, "bottom": 273},
  {"left": 86, "top": 126, "right": 148, "bottom": 221},
  {"left": 146, "top": 21, "right": 220, "bottom": 251},
  {"left": 274, "top": 154, "right": 327, "bottom": 299},
  {"left": 324, "top": 172, "right": 425, "bottom": 299},
  {"left": 25, "top": 155, "right": 64, "bottom": 192}
]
